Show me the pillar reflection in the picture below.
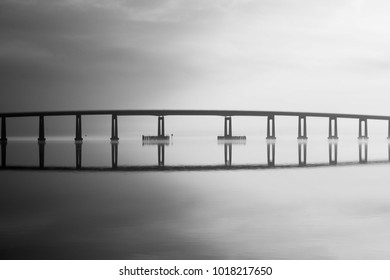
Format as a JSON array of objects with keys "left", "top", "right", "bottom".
[
  {"left": 359, "top": 141, "right": 368, "bottom": 163},
  {"left": 1, "top": 142, "right": 6, "bottom": 168},
  {"left": 267, "top": 141, "right": 275, "bottom": 167},
  {"left": 158, "top": 144, "right": 165, "bottom": 166},
  {"left": 224, "top": 143, "right": 232, "bottom": 166},
  {"left": 328, "top": 140, "right": 338, "bottom": 165},
  {"left": 298, "top": 140, "right": 307, "bottom": 167},
  {"left": 38, "top": 142, "right": 45, "bottom": 169},
  {"left": 111, "top": 142, "right": 118, "bottom": 168},
  {"left": 76, "top": 142, "right": 82, "bottom": 169}
]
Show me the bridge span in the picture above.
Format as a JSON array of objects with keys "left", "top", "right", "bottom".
[{"left": 1, "top": 109, "right": 390, "bottom": 143}]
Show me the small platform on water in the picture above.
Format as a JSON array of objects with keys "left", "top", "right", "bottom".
[{"left": 142, "top": 135, "right": 170, "bottom": 145}]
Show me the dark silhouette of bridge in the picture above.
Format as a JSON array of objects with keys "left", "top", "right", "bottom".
[{"left": 1, "top": 110, "right": 390, "bottom": 170}]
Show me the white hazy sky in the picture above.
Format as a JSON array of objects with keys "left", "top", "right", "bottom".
[{"left": 1, "top": 0, "right": 390, "bottom": 115}]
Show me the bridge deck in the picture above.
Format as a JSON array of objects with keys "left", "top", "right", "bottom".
[{"left": 1, "top": 110, "right": 390, "bottom": 120}]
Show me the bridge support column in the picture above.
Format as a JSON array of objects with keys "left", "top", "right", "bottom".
[
  {"left": 267, "top": 142, "right": 275, "bottom": 167},
  {"left": 75, "top": 115, "right": 83, "bottom": 142},
  {"left": 297, "top": 116, "right": 308, "bottom": 140},
  {"left": 266, "top": 115, "right": 276, "bottom": 140},
  {"left": 329, "top": 142, "right": 338, "bottom": 165},
  {"left": 111, "top": 142, "right": 118, "bottom": 168},
  {"left": 359, "top": 142, "right": 368, "bottom": 163},
  {"left": 224, "top": 116, "right": 232, "bottom": 137},
  {"left": 224, "top": 143, "right": 232, "bottom": 166},
  {"left": 39, "top": 142, "right": 45, "bottom": 169},
  {"left": 328, "top": 117, "right": 338, "bottom": 140},
  {"left": 358, "top": 118, "right": 368, "bottom": 140},
  {"left": 38, "top": 115, "right": 46, "bottom": 143},
  {"left": 1, "top": 117, "right": 7, "bottom": 143},
  {"left": 1, "top": 141, "right": 6, "bottom": 168},
  {"left": 76, "top": 142, "right": 82, "bottom": 169},
  {"left": 158, "top": 144, "right": 165, "bottom": 166},
  {"left": 158, "top": 116, "right": 165, "bottom": 137},
  {"left": 298, "top": 142, "right": 307, "bottom": 166},
  {"left": 111, "top": 114, "right": 119, "bottom": 142}
]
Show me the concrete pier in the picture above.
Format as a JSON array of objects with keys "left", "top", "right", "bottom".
[
  {"left": 143, "top": 116, "right": 169, "bottom": 141},
  {"left": 217, "top": 116, "right": 246, "bottom": 140},
  {"left": 38, "top": 115, "right": 46, "bottom": 143},
  {"left": 1, "top": 117, "right": 7, "bottom": 143},
  {"left": 329, "top": 141, "right": 338, "bottom": 165},
  {"left": 267, "top": 142, "right": 275, "bottom": 167},
  {"left": 297, "top": 116, "right": 308, "bottom": 140},
  {"left": 75, "top": 114, "right": 83, "bottom": 143},
  {"left": 358, "top": 118, "right": 369, "bottom": 140},
  {"left": 328, "top": 117, "right": 338, "bottom": 140},
  {"left": 110, "top": 114, "right": 119, "bottom": 142},
  {"left": 266, "top": 115, "right": 276, "bottom": 140}
]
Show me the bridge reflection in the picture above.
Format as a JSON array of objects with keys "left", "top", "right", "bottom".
[{"left": 0, "top": 138, "right": 389, "bottom": 170}]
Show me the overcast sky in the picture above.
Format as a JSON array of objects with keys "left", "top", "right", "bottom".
[{"left": 1, "top": 0, "right": 390, "bottom": 115}]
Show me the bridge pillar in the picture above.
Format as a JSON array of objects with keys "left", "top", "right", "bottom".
[
  {"left": 76, "top": 142, "right": 82, "bottom": 169},
  {"left": 158, "top": 116, "right": 165, "bottom": 137},
  {"left": 224, "top": 143, "right": 232, "bottom": 166},
  {"left": 328, "top": 141, "right": 338, "bottom": 165},
  {"left": 224, "top": 116, "right": 232, "bottom": 137},
  {"left": 38, "top": 142, "right": 45, "bottom": 169},
  {"left": 359, "top": 142, "right": 368, "bottom": 163},
  {"left": 110, "top": 114, "right": 119, "bottom": 142},
  {"left": 358, "top": 118, "right": 369, "bottom": 140},
  {"left": 158, "top": 144, "right": 165, "bottom": 166},
  {"left": 297, "top": 116, "right": 308, "bottom": 140},
  {"left": 1, "top": 117, "right": 7, "bottom": 143},
  {"left": 328, "top": 117, "right": 338, "bottom": 140},
  {"left": 267, "top": 142, "right": 275, "bottom": 167},
  {"left": 1, "top": 141, "right": 6, "bottom": 168},
  {"left": 111, "top": 142, "right": 118, "bottom": 168},
  {"left": 38, "top": 115, "right": 46, "bottom": 143},
  {"left": 298, "top": 142, "right": 307, "bottom": 166},
  {"left": 266, "top": 115, "right": 276, "bottom": 140},
  {"left": 75, "top": 114, "right": 83, "bottom": 142}
]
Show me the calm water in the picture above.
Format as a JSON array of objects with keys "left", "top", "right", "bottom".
[{"left": 1, "top": 134, "right": 390, "bottom": 259}]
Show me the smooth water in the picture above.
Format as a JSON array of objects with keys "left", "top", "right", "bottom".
[{"left": 1, "top": 134, "right": 390, "bottom": 259}]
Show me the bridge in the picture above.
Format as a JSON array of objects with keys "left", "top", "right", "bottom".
[{"left": 2, "top": 109, "right": 390, "bottom": 143}]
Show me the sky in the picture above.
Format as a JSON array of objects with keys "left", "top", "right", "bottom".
[{"left": 1, "top": 0, "right": 390, "bottom": 115}]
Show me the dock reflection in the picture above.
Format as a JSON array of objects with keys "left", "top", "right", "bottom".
[
  {"left": 218, "top": 139, "right": 246, "bottom": 166},
  {"left": 142, "top": 139, "right": 169, "bottom": 166}
]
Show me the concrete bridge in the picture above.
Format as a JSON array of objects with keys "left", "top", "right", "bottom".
[{"left": 2, "top": 109, "right": 390, "bottom": 143}]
